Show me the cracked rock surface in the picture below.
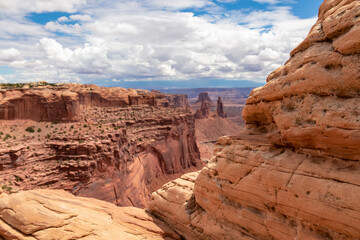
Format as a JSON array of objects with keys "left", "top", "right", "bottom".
[
  {"left": 150, "top": 0, "right": 360, "bottom": 239},
  {"left": 0, "top": 189, "right": 180, "bottom": 240}
]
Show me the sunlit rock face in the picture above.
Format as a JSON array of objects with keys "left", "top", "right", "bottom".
[
  {"left": 0, "top": 189, "right": 181, "bottom": 240},
  {"left": 150, "top": 0, "right": 360, "bottom": 239}
]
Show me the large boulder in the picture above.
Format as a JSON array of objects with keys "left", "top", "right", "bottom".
[{"left": 0, "top": 189, "right": 180, "bottom": 240}]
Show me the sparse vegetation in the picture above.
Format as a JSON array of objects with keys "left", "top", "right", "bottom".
[
  {"left": 3, "top": 134, "right": 11, "bottom": 141},
  {"left": 25, "top": 126, "right": 35, "bottom": 133}
]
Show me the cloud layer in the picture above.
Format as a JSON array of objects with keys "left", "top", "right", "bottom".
[{"left": 0, "top": 0, "right": 316, "bottom": 84}]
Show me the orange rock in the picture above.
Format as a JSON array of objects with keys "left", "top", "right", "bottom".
[
  {"left": 150, "top": 0, "right": 360, "bottom": 239},
  {"left": 0, "top": 189, "right": 180, "bottom": 240}
]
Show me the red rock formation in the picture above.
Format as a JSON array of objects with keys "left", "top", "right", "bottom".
[
  {"left": 195, "top": 92, "right": 212, "bottom": 104},
  {"left": 164, "top": 94, "right": 190, "bottom": 109},
  {"left": 0, "top": 89, "right": 80, "bottom": 122},
  {"left": 0, "top": 84, "right": 188, "bottom": 122},
  {"left": 216, "top": 96, "right": 226, "bottom": 118},
  {"left": 150, "top": 1, "right": 360, "bottom": 239},
  {"left": 194, "top": 100, "right": 211, "bottom": 119},
  {"left": 0, "top": 86, "right": 201, "bottom": 208}
]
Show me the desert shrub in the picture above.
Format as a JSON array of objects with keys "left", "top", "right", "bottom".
[
  {"left": 3, "top": 134, "right": 11, "bottom": 141},
  {"left": 25, "top": 126, "right": 35, "bottom": 133}
]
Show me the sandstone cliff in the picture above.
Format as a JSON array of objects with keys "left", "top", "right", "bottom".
[
  {"left": 0, "top": 85, "right": 200, "bottom": 208},
  {"left": 0, "top": 84, "right": 189, "bottom": 121},
  {"left": 0, "top": 189, "right": 180, "bottom": 240},
  {"left": 194, "top": 100, "right": 212, "bottom": 119},
  {"left": 0, "top": 89, "right": 80, "bottom": 122},
  {"left": 150, "top": 0, "right": 360, "bottom": 239}
]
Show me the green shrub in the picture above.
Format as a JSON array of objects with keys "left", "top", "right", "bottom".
[
  {"left": 3, "top": 134, "right": 11, "bottom": 141},
  {"left": 25, "top": 126, "right": 35, "bottom": 133}
]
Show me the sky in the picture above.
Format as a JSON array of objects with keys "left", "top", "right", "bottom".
[{"left": 0, "top": 0, "right": 323, "bottom": 88}]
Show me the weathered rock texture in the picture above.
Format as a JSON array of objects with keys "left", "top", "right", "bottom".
[
  {"left": 0, "top": 189, "right": 180, "bottom": 240},
  {"left": 216, "top": 96, "right": 226, "bottom": 118},
  {"left": 0, "top": 84, "right": 189, "bottom": 121},
  {"left": 150, "top": 0, "right": 360, "bottom": 239},
  {"left": 0, "top": 86, "right": 200, "bottom": 208},
  {"left": 194, "top": 100, "right": 212, "bottom": 119},
  {"left": 0, "top": 89, "right": 80, "bottom": 122}
]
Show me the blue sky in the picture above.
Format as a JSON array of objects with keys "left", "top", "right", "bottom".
[{"left": 0, "top": 0, "right": 322, "bottom": 88}]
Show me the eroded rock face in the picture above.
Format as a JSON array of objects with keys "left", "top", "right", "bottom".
[
  {"left": 216, "top": 96, "right": 226, "bottom": 118},
  {"left": 0, "top": 189, "right": 180, "bottom": 240},
  {"left": 0, "top": 105, "right": 201, "bottom": 208},
  {"left": 194, "top": 100, "right": 212, "bottom": 119},
  {"left": 0, "top": 89, "right": 80, "bottom": 122},
  {"left": 150, "top": 0, "right": 360, "bottom": 239},
  {"left": 0, "top": 84, "right": 201, "bottom": 208},
  {"left": 0, "top": 84, "right": 189, "bottom": 121}
]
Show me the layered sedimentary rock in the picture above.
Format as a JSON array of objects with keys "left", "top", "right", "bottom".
[
  {"left": 194, "top": 100, "right": 212, "bottom": 119},
  {"left": 0, "top": 84, "right": 189, "bottom": 121},
  {"left": 151, "top": 0, "right": 360, "bottom": 239},
  {"left": 216, "top": 96, "right": 226, "bottom": 118},
  {"left": 0, "top": 89, "right": 80, "bottom": 122},
  {"left": 0, "top": 189, "right": 180, "bottom": 240},
  {"left": 0, "top": 105, "right": 200, "bottom": 208},
  {"left": 0, "top": 85, "right": 200, "bottom": 208}
]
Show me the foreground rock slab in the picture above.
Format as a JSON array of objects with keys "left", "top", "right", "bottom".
[{"left": 0, "top": 189, "right": 180, "bottom": 240}]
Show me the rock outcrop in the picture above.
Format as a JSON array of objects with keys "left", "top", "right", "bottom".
[
  {"left": 0, "top": 105, "right": 201, "bottom": 208},
  {"left": 0, "top": 84, "right": 189, "bottom": 121},
  {"left": 165, "top": 94, "right": 190, "bottom": 109},
  {"left": 195, "top": 92, "right": 212, "bottom": 104},
  {"left": 194, "top": 100, "right": 211, "bottom": 119},
  {"left": 216, "top": 96, "right": 226, "bottom": 118},
  {"left": 0, "top": 89, "right": 80, "bottom": 122},
  {"left": 0, "top": 85, "right": 201, "bottom": 208},
  {"left": 0, "top": 189, "right": 180, "bottom": 240},
  {"left": 150, "top": 0, "right": 360, "bottom": 239}
]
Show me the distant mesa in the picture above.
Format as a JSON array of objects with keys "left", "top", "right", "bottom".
[{"left": 195, "top": 92, "right": 213, "bottom": 105}]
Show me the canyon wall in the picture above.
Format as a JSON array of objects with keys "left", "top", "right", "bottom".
[
  {"left": 150, "top": 0, "right": 360, "bottom": 239},
  {"left": 0, "top": 86, "right": 200, "bottom": 208},
  {"left": 0, "top": 89, "right": 80, "bottom": 122},
  {"left": 0, "top": 84, "right": 189, "bottom": 121}
]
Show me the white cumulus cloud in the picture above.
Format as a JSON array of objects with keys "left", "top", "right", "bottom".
[
  {"left": 0, "top": 0, "right": 317, "bottom": 84},
  {"left": 0, "top": 0, "right": 86, "bottom": 13},
  {"left": 0, "top": 48, "right": 21, "bottom": 62}
]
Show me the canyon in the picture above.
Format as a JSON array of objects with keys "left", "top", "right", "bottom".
[
  {"left": 0, "top": 0, "right": 359, "bottom": 239},
  {"left": 0, "top": 84, "right": 201, "bottom": 208}
]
